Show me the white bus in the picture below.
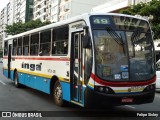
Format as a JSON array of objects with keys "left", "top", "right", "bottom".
[{"left": 3, "top": 12, "right": 156, "bottom": 107}]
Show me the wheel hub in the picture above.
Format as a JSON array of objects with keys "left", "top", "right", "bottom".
[{"left": 55, "top": 86, "right": 62, "bottom": 100}]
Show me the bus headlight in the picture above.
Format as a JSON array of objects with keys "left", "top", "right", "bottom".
[
  {"left": 105, "top": 87, "right": 110, "bottom": 93},
  {"left": 143, "top": 84, "right": 155, "bottom": 92},
  {"left": 99, "top": 87, "right": 104, "bottom": 92},
  {"left": 95, "top": 86, "right": 115, "bottom": 94}
]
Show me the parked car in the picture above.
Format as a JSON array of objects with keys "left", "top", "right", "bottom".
[
  {"left": 0, "top": 58, "right": 3, "bottom": 63},
  {"left": 156, "top": 60, "right": 160, "bottom": 91}
]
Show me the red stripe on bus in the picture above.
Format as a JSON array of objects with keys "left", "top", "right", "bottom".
[
  {"left": 91, "top": 73, "right": 156, "bottom": 87},
  {"left": 82, "top": 65, "right": 84, "bottom": 70},
  {"left": 3, "top": 56, "right": 70, "bottom": 61}
]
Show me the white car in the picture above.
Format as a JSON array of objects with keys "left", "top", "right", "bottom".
[
  {"left": 156, "top": 71, "right": 160, "bottom": 91},
  {"left": 156, "top": 60, "right": 160, "bottom": 91}
]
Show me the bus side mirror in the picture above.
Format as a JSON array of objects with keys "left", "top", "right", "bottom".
[
  {"left": 152, "top": 30, "right": 154, "bottom": 38},
  {"left": 83, "top": 34, "right": 90, "bottom": 48},
  {"left": 83, "top": 26, "right": 90, "bottom": 48}
]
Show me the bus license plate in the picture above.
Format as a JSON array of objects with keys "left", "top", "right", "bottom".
[{"left": 121, "top": 98, "right": 133, "bottom": 103}]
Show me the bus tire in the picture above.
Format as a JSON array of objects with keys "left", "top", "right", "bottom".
[
  {"left": 53, "top": 80, "right": 64, "bottom": 106},
  {"left": 14, "top": 71, "right": 21, "bottom": 88}
]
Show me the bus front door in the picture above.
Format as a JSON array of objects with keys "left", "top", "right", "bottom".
[{"left": 71, "top": 32, "right": 84, "bottom": 105}]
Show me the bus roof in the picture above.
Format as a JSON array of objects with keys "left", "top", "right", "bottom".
[{"left": 4, "top": 12, "right": 148, "bottom": 41}]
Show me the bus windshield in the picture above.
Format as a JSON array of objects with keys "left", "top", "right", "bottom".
[{"left": 90, "top": 15, "right": 155, "bottom": 81}]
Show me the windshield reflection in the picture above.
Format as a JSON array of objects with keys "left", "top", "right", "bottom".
[
  {"left": 94, "top": 30, "right": 128, "bottom": 81},
  {"left": 128, "top": 31, "right": 155, "bottom": 80},
  {"left": 94, "top": 30, "right": 154, "bottom": 81}
]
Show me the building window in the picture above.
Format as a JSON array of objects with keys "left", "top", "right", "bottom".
[
  {"left": 44, "top": 8, "right": 46, "bottom": 12},
  {"left": 43, "top": 15, "right": 46, "bottom": 20},
  {"left": 44, "top": 1, "right": 46, "bottom": 5},
  {"left": 64, "top": 3, "right": 70, "bottom": 12},
  {"left": 60, "top": 6, "right": 63, "bottom": 13}
]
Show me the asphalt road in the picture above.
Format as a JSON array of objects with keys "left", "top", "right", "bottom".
[{"left": 0, "top": 63, "right": 160, "bottom": 120}]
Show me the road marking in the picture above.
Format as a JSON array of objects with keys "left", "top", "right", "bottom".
[
  {"left": 0, "top": 80, "right": 6, "bottom": 85},
  {"left": 125, "top": 105, "right": 135, "bottom": 109}
]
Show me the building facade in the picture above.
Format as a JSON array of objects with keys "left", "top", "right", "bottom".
[
  {"left": 14, "top": 0, "right": 33, "bottom": 23},
  {"left": 50, "top": 0, "right": 60, "bottom": 22},
  {"left": 0, "top": 0, "right": 154, "bottom": 51},
  {"left": 33, "top": 0, "right": 60, "bottom": 22},
  {"left": 0, "top": 0, "right": 33, "bottom": 49},
  {"left": 0, "top": 7, "right": 8, "bottom": 50},
  {"left": 58, "top": 0, "right": 107, "bottom": 21},
  {"left": 92, "top": 0, "right": 151, "bottom": 13},
  {"left": 33, "top": 0, "right": 108, "bottom": 22}
]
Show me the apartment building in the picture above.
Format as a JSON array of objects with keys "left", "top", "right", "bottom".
[
  {"left": 50, "top": 0, "right": 60, "bottom": 22},
  {"left": 33, "top": 0, "right": 108, "bottom": 22},
  {"left": 33, "top": 0, "right": 60, "bottom": 22},
  {"left": 8, "top": 1, "right": 14, "bottom": 26},
  {"left": 34, "top": 0, "right": 47, "bottom": 22},
  {"left": 14, "top": 0, "right": 33, "bottom": 23},
  {"left": 59, "top": 0, "right": 107, "bottom": 21},
  {"left": 0, "top": 7, "right": 8, "bottom": 49},
  {"left": 92, "top": 0, "right": 151, "bottom": 13},
  {"left": 0, "top": 0, "right": 153, "bottom": 51},
  {"left": 0, "top": 0, "right": 33, "bottom": 49}
]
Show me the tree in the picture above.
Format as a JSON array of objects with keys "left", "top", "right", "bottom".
[
  {"left": 5, "top": 22, "right": 24, "bottom": 35},
  {"left": 5, "top": 19, "right": 51, "bottom": 35},
  {"left": 120, "top": 0, "right": 160, "bottom": 39}
]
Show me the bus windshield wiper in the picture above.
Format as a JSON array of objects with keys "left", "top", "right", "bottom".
[
  {"left": 106, "top": 26, "right": 125, "bottom": 54},
  {"left": 106, "top": 26, "right": 124, "bottom": 45},
  {"left": 131, "top": 29, "right": 141, "bottom": 46}
]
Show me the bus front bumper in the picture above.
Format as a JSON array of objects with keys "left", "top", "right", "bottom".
[{"left": 85, "top": 87, "right": 155, "bottom": 106}]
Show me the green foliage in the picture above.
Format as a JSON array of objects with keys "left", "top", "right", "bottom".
[
  {"left": 5, "top": 19, "right": 51, "bottom": 35},
  {"left": 120, "top": 0, "right": 160, "bottom": 39},
  {"left": 5, "top": 22, "right": 24, "bottom": 35}
]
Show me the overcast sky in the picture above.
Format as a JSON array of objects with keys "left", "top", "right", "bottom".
[{"left": 0, "top": 0, "right": 9, "bottom": 11}]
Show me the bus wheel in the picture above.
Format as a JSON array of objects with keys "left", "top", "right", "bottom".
[
  {"left": 14, "top": 71, "right": 21, "bottom": 88},
  {"left": 53, "top": 81, "right": 64, "bottom": 106}
]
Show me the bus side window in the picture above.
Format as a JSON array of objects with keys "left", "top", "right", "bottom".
[
  {"left": 52, "top": 26, "right": 68, "bottom": 55},
  {"left": 40, "top": 30, "right": 51, "bottom": 56},
  {"left": 4, "top": 41, "right": 8, "bottom": 56},
  {"left": 30, "top": 33, "right": 39, "bottom": 56},
  {"left": 12, "top": 39, "right": 17, "bottom": 56},
  {"left": 53, "top": 41, "right": 68, "bottom": 54},
  {"left": 17, "top": 37, "right": 22, "bottom": 56},
  {"left": 23, "top": 35, "right": 29, "bottom": 56},
  {"left": 63, "top": 41, "right": 68, "bottom": 54}
]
